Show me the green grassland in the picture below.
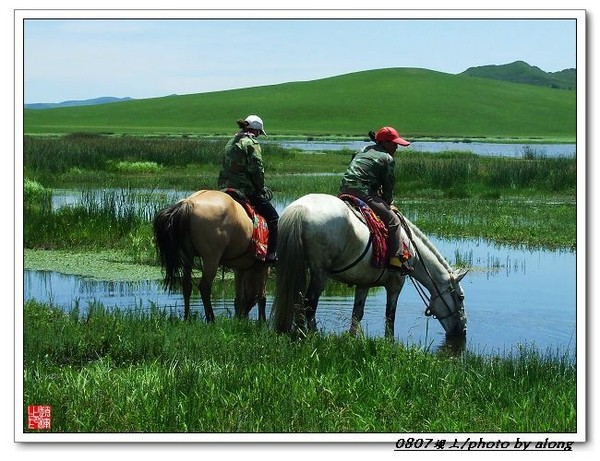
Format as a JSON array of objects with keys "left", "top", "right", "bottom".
[
  {"left": 24, "top": 67, "right": 576, "bottom": 140},
  {"left": 24, "top": 301, "right": 576, "bottom": 433},
  {"left": 21, "top": 68, "right": 578, "bottom": 435}
]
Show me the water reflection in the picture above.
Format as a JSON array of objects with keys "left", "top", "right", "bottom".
[
  {"left": 24, "top": 270, "right": 240, "bottom": 320},
  {"left": 24, "top": 237, "right": 576, "bottom": 358},
  {"left": 51, "top": 188, "right": 192, "bottom": 213},
  {"left": 438, "top": 335, "right": 468, "bottom": 356}
]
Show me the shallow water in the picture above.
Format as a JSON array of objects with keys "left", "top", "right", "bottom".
[
  {"left": 31, "top": 188, "right": 578, "bottom": 358},
  {"left": 24, "top": 236, "right": 576, "bottom": 358}
]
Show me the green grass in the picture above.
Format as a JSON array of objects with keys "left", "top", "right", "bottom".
[
  {"left": 24, "top": 135, "right": 576, "bottom": 195},
  {"left": 23, "top": 136, "right": 577, "bottom": 252},
  {"left": 24, "top": 68, "right": 575, "bottom": 140},
  {"left": 21, "top": 132, "right": 577, "bottom": 435},
  {"left": 397, "top": 151, "right": 576, "bottom": 195},
  {"left": 23, "top": 184, "right": 159, "bottom": 259},
  {"left": 400, "top": 198, "right": 575, "bottom": 250},
  {"left": 23, "top": 301, "right": 576, "bottom": 433},
  {"left": 24, "top": 248, "right": 164, "bottom": 281}
]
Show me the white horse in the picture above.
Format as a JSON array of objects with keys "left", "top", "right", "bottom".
[{"left": 272, "top": 193, "right": 467, "bottom": 338}]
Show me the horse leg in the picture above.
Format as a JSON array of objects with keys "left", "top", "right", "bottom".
[
  {"left": 199, "top": 260, "right": 218, "bottom": 323},
  {"left": 182, "top": 265, "right": 193, "bottom": 321},
  {"left": 384, "top": 282, "right": 404, "bottom": 338},
  {"left": 257, "top": 296, "right": 267, "bottom": 322},
  {"left": 350, "top": 286, "right": 369, "bottom": 336},
  {"left": 304, "top": 269, "right": 326, "bottom": 331},
  {"left": 256, "top": 267, "right": 268, "bottom": 322},
  {"left": 233, "top": 270, "right": 245, "bottom": 318}
]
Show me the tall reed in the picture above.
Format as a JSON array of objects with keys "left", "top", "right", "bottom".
[
  {"left": 24, "top": 185, "right": 162, "bottom": 261},
  {"left": 22, "top": 136, "right": 576, "bottom": 252},
  {"left": 396, "top": 151, "right": 576, "bottom": 193},
  {"left": 23, "top": 179, "right": 52, "bottom": 215},
  {"left": 24, "top": 134, "right": 294, "bottom": 175}
]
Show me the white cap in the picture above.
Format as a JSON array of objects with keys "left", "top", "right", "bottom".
[{"left": 245, "top": 114, "right": 267, "bottom": 136}]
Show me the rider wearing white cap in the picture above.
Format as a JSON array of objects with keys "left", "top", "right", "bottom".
[{"left": 218, "top": 115, "right": 278, "bottom": 263}]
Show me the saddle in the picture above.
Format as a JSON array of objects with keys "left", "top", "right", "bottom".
[
  {"left": 221, "top": 188, "right": 269, "bottom": 261},
  {"left": 339, "top": 194, "right": 413, "bottom": 270},
  {"left": 338, "top": 194, "right": 389, "bottom": 268}
]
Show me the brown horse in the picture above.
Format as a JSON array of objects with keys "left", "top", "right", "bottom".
[{"left": 153, "top": 190, "right": 269, "bottom": 321}]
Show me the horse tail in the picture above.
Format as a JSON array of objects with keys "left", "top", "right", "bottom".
[
  {"left": 272, "top": 205, "right": 308, "bottom": 333},
  {"left": 153, "top": 200, "right": 193, "bottom": 291}
]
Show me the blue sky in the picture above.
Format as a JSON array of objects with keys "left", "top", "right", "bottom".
[{"left": 23, "top": 16, "right": 578, "bottom": 104}]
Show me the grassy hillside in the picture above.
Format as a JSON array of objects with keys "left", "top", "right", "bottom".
[
  {"left": 462, "top": 61, "right": 576, "bottom": 90},
  {"left": 23, "top": 67, "right": 576, "bottom": 140}
]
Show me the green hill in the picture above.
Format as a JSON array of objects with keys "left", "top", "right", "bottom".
[
  {"left": 23, "top": 67, "right": 576, "bottom": 140},
  {"left": 461, "top": 61, "right": 576, "bottom": 90}
]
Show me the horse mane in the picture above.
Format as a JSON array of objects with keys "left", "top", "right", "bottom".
[{"left": 401, "top": 214, "right": 453, "bottom": 272}]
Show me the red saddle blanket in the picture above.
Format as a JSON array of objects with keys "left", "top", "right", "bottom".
[
  {"left": 222, "top": 189, "right": 269, "bottom": 261},
  {"left": 338, "top": 194, "right": 389, "bottom": 268}
]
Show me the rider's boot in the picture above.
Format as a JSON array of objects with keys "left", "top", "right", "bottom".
[{"left": 388, "top": 256, "right": 413, "bottom": 275}]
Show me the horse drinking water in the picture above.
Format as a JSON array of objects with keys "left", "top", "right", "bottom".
[
  {"left": 153, "top": 190, "right": 269, "bottom": 321},
  {"left": 272, "top": 193, "right": 467, "bottom": 338}
]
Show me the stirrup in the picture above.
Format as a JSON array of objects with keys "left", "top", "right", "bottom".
[
  {"left": 264, "top": 253, "right": 278, "bottom": 265},
  {"left": 399, "top": 262, "right": 414, "bottom": 275},
  {"left": 387, "top": 256, "right": 413, "bottom": 274}
]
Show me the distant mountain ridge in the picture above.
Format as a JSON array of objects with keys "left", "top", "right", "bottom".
[
  {"left": 461, "top": 61, "right": 575, "bottom": 90},
  {"left": 25, "top": 96, "right": 133, "bottom": 110}
]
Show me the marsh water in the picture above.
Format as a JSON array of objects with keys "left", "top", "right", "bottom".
[
  {"left": 25, "top": 187, "right": 578, "bottom": 358},
  {"left": 25, "top": 137, "right": 578, "bottom": 358},
  {"left": 269, "top": 140, "right": 576, "bottom": 158}
]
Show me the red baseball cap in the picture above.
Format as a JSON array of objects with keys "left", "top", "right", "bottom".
[{"left": 375, "top": 126, "right": 410, "bottom": 146}]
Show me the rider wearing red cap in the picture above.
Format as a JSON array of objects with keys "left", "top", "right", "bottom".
[{"left": 339, "top": 126, "right": 411, "bottom": 272}]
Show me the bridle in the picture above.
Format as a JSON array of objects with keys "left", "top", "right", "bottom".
[
  {"left": 397, "top": 213, "right": 464, "bottom": 322},
  {"left": 332, "top": 207, "right": 465, "bottom": 322},
  {"left": 410, "top": 275, "right": 463, "bottom": 321}
]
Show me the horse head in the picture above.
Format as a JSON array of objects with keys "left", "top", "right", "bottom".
[{"left": 426, "top": 268, "right": 468, "bottom": 338}]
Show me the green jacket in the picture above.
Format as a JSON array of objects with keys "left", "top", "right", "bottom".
[
  {"left": 339, "top": 144, "right": 396, "bottom": 204},
  {"left": 218, "top": 132, "right": 265, "bottom": 196}
]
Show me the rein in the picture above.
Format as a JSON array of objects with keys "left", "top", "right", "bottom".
[
  {"left": 330, "top": 208, "right": 462, "bottom": 319},
  {"left": 396, "top": 212, "right": 458, "bottom": 321},
  {"left": 409, "top": 277, "right": 457, "bottom": 320}
]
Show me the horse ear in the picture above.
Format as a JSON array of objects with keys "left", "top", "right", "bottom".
[{"left": 454, "top": 269, "right": 469, "bottom": 282}]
